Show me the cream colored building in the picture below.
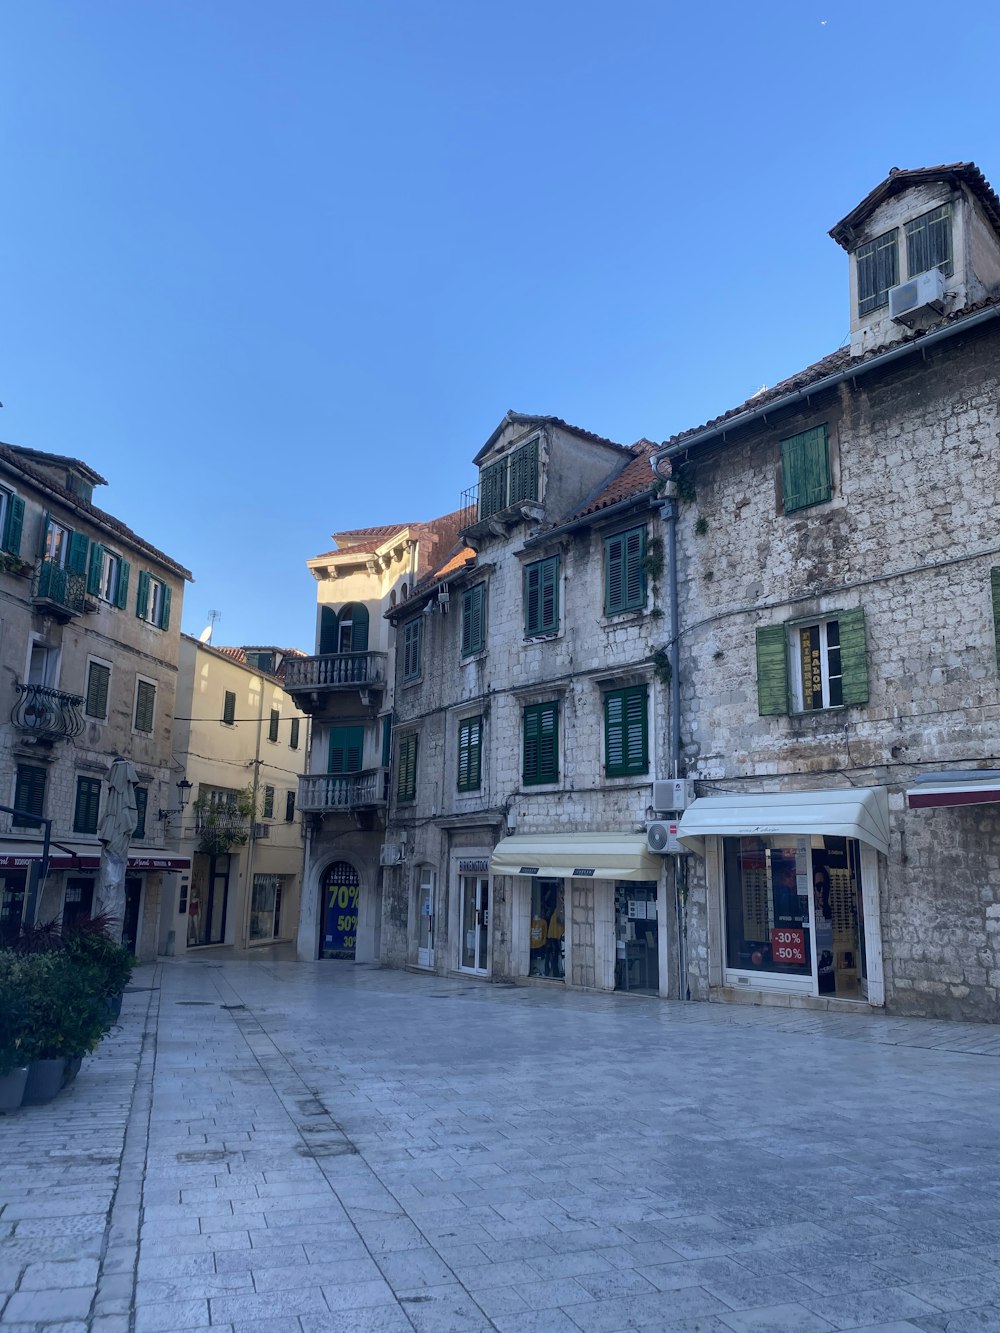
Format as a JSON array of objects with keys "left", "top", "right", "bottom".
[
  {"left": 0, "top": 442, "right": 191, "bottom": 960},
  {"left": 166, "top": 637, "right": 309, "bottom": 955}
]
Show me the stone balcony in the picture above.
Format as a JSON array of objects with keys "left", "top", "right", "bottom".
[
  {"left": 299, "top": 769, "right": 388, "bottom": 813},
  {"left": 284, "top": 652, "right": 388, "bottom": 716}
]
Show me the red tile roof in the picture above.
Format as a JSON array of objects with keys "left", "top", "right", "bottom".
[
  {"left": 568, "top": 439, "right": 659, "bottom": 519},
  {"left": 829, "top": 161, "right": 1000, "bottom": 248}
]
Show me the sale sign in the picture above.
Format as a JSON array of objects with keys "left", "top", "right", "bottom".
[{"left": 771, "top": 927, "right": 806, "bottom": 965}]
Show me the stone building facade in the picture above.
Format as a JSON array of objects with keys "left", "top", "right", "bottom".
[
  {"left": 382, "top": 415, "right": 681, "bottom": 999},
  {"left": 166, "top": 638, "right": 309, "bottom": 956},
  {"left": 0, "top": 442, "right": 190, "bottom": 959},
  {"left": 660, "top": 162, "right": 1000, "bottom": 1020}
]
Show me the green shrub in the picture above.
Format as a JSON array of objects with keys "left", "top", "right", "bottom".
[
  {"left": 0, "top": 954, "right": 29, "bottom": 1074},
  {"left": 62, "top": 918, "right": 135, "bottom": 997},
  {"left": 16, "top": 952, "right": 111, "bottom": 1062}
]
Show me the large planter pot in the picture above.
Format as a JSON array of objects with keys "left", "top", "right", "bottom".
[
  {"left": 23, "top": 1058, "right": 67, "bottom": 1106},
  {"left": 0, "top": 1066, "right": 28, "bottom": 1113},
  {"left": 62, "top": 1055, "right": 84, "bottom": 1087}
]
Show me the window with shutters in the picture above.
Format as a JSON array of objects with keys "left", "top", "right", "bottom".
[
  {"left": 604, "top": 685, "right": 649, "bottom": 777},
  {"left": 478, "top": 457, "right": 508, "bottom": 519},
  {"left": 134, "top": 678, "right": 156, "bottom": 734},
  {"left": 457, "top": 715, "right": 482, "bottom": 792},
  {"left": 134, "top": 788, "right": 148, "bottom": 839},
  {"left": 285, "top": 789, "right": 295, "bottom": 822},
  {"left": 87, "top": 546, "right": 128, "bottom": 606},
  {"left": 290, "top": 716, "right": 300, "bottom": 750},
  {"left": 403, "top": 617, "right": 423, "bottom": 681},
  {"left": 523, "top": 701, "right": 559, "bottom": 785},
  {"left": 222, "top": 690, "right": 236, "bottom": 725},
  {"left": 13, "top": 764, "right": 46, "bottom": 828},
  {"left": 43, "top": 517, "right": 72, "bottom": 568},
  {"left": 262, "top": 785, "right": 275, "bottom": 819},
  {"left": 780, "top": 425, "right": 831, "bottom": 514},
  {"left": 268, "top": 708, "right": 280, "bottom": 743},
  {"left": 508, "top": 439, "right": 539, "bottom": 505},
  {"left": 397, "top": 732, "right": 418, "bottom": 802},
  {"left": 74, "top": 776, "right": 102, "bottom": 834},
  {"left": 0, "top": 487, "right": 24, "bottom": 557},
  {"left": 478, "top": 439, "right": 539, "bottom": 519},
  {"left": 857, "top": 229, "right": 899, "bottom": 315},
  {"left": 906, "top": 204, "right": 952, "bottom": 279},
  {"left": 328, "top": 725, "right": 364, "bottom": 774},
  {"left": 604, "top": 526, "right": 647, "bottom": 615},
  {"left": 461, "top": 584, "right": 486, "bottom": 657},
  {"left": 755, "top": 609, "right": 869, "bottom": 716},
  {"left": 524, "top": 556, "right": 559, "bottom": 637},
  {"left": 85, "top": 659, "right": 111, "bottom": 721},
  {"left": 136, "top": 571, "right": 171, "bottom": 629}
]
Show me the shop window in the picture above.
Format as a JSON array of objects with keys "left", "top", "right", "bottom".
[
  {"left": 528, "top": 880, "right": 564, "bottom": 980},
  {"left": 755, "top": 609, "right": 868, "bottom": 716},
  {"left": 522, "top": 701, "right": 558, "bottom": 785},
  {"left": 457, "top": 715, "right": 482, "bottom": 792},
  {"left": 604, "top": 525, "right": 647, "bottom": 615},
  {"left": 780, "top": 425, "right": 831, "bottom": 513},
  {"left": 250, "top": 874, "right": 283, "bottom": 942}
]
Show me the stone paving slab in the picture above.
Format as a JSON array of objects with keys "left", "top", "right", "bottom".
[{"left": 4, "top": 960, "right": 1000, "bottom": 1330}]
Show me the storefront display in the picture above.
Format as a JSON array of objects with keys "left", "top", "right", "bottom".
[
  {"left": 322, "top": 861, "right": 359, "bottom": 958},
  {"left": 615, "top": 881, "right": 658, "bottom": 993},
  {"left": 460, "top": 871, "right": 489, "bottom": 973},
  {"left": 528, "top": 879, "right": 564, "bottom": 978}
]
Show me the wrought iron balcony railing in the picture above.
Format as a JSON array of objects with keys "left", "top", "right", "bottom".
[
  {"left": 299, "top": 769, "right": 387, "bottom": 813},
  {"left": 11, "top": 683, "right": 85, "bottom": 741},
  {"left": 284, "top": 651, "right": 388, "bottom": 694},
  {"left": 33, "top": 560, "right": 86, "bottom": 616}
]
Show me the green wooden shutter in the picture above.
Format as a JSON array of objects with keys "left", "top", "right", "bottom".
[
  {"left": 285, "top": 790, "right": 295, "bottom": 822},
  {"left": 115, "top": 560, "right": 130, "bottom": 609},
  {"left": 3, "top": 496, "right": 24, "bottom": 555},
  {"left": 524, "top": 702, "right": 558, "bottom": 784},
  {"left": 74, "top": 777, "right": 102, "bottom": 834},
  {"left": 524, "top": 563, "right": 540, "bottom": 635},
  {"left": 290, "top": 716, "right": 301, "bottom": 750},
  {"left": 319, "top": 606, "right": 339, "bottom": 654},
  {"left": 381, "top": 713, "right": 392, "bottom": 767},
  {"left": 605, "top": 686, "right": 648, "bottom": 776},
  {"left": 350, "top": 604, "right": 369, "bottom": 652},
  {"left": 462, "top": 585, "right": 484, "bottom": 656},
  {"left": 13, "top": 764, "right": 46, "bottom": 827},
  {"left": 403, "top": 618, "right": 422, "bottom": 679},
  {"left": 756, "top": 625, "right": 789, "bottom": 716},
  {"left": 458, "top": 716, "right": 482, "bottom": 791},
  {"left": 67, "top": 530, "right": 89, "bottom": 575},
  {"left": 38, "top": 511, "right": 51, "bottom": 558},
  {"left": 992, "top": 569, "right": 1000, "bottom": 672},
  {"left": 605, "top": 534, "right": 625, "bottom": 613},
  {"left": 396, "top": 734, "right": 417, "bottom": 800},
  {"left": 87, "top": 542, "right": 103, "bottom": 597},
  {"left": 136, "top": 569, "right": 151, "bottom": 619},
  {"left": 781, "top": 426, "right": 831, "bottom": 513},
  {"left": 135, "top": 681, "right": 156, "bottom": 732},
  {"left": 133, "top": 788, "right": 148, "bottom": 838},
  {"left": 838, "top": 607, "right": 869, "bottom": 705},
  {"left": 479, "top": 458, "right": 508, "bottom": 518},
  {"left": 268, "top": 709, "right": 279, "bottom": 742},
  {"left": 541, "top": 558, "right": 558, "bottom": 633},
  {"left": 625, "top": 527, "right": 647, "bottom": 609},
  {"left": 328, "top": 726, "right": 363, "bottom": 774},
  {"left": 526, "top": 558, "right": 559, "bottom": 635},
  {"left": 223, "top": 690, "right": 236, "bottom": 725},
  {"left": 159, "top": 584, "right": 171, "bottom": 630},
  {"left": 85, "top": 661, "right": 110, "bottom": 719}
]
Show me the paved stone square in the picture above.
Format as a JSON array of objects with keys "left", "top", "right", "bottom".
[{"left": 4, "top": 961, "right": 1000, "bottom": 1332}]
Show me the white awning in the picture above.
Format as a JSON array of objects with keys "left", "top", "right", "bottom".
[
  {"left": 907, "top": 779, "right": 1000, "bottom": 810},
  {"left": 490, "top": 833, "right": 661, "bottom": 881},
  {"left": 676, "top": 787, "right": 890, "bottom": 857}
]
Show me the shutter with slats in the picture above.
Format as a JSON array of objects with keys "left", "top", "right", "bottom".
[
  {"left": 13, "top": 765, "right": 46, "bottom": 827},
  {"left": 605, "top": 686, "right": 648, "bottom": 776},
  {"left": 136, "top": 570, "right": 151, "bottom": 619},
  {"left": 838, "top": 607, "right": 869, "bottom": 706},
  {"left": 74, "top": 777, "right": 101, "bottom": 834},
  {"left": 135, "top": 681, "right": 156, "bottom": 732},
  {"left": 3, "top": 496, "right": 24, "bottom": 556},
  {"left": 159, "top": 584, "right": 171, "bottom": 630},
  {"left": 87, "top": 543, "right": 103, "bottom": 597},
  {"left": 115, "top": 560, "right": 130, "bottom": 609},
  {"left": 605, "top": 534, "right": 624, "bottom": 612},
  {"left": 67, "top": 530, "right": 89, "bottom": 575},
  {"left": 86, "top": 662, "right": 110, "bottom": 719},
  {"left": 223, "top": 690, "right": 236, "bottom": 725},
  {"left": 458, "top": 716, "right": 481, "bottom": 791},
  {"left": 396, "top": 734, "right": 417, "bottom": 800},
  {"left": 541, "top": 559, "right": 557, "bottom": 633},
  {"left": 38, "top": 511, "right": 51, "bottom": 558},
  {"left": 479, "top": 458, "right": 507, "bottom": 518},
  {"left": 605, "top": 691, "right": 625, "bottom": 772},
  {"left": 756, "top": 625, "right": 789, "bottom": 716},
  {"left": 523, "top": 702, "right": 558, "bottom": 784},
  {"left": 328, "top": 726, "right": 363, "bottom": 774},
  {"left": 462, "top": 585, "right": 484, "bottom": 656},
  {"left": 319, "top": 606, "right": 339, "bottom": 654},
  {"left": 350, "top": 604, "right": 369, "bottom": 652},
  {"left": 133, "top": 788, "right": 148, "bottom": 838},
  {"left": 624, "top": 527, "right": 646, "bottom": 608},
  {"left": 781, "top": 426, "right": 831, "bottom": 513}
]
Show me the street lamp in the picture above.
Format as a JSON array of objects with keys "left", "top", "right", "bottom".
[{"left": 158, "top": 778, "right": 193, "bottom": 822}]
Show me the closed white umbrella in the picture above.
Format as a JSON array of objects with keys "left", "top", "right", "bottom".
[{"left": 96, "top": 757, "right": 138, "bottom": 941}]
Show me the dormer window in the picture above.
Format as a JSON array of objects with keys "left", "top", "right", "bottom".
[
  {"left": 857, "top": 229, "right": 898, "bottom": 315},
  {"left": 906, "top": 204, "right": 952, "bottom": 279},
  {"left": 478, "top": 438, "right": 539, "bottom": 519}
]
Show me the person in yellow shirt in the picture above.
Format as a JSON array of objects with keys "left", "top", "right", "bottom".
[
  {"left": 529, "top": 911, "right": 548, "bottom": 975},
  {"left": 546, "top": 895, "right": 565, "bottom": 978}
]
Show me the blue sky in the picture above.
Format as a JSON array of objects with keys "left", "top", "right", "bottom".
[{"left": 2, "top": 2, "right": 998, "bottom": 649}]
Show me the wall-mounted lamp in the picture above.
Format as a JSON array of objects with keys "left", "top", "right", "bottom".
[{"left": 158, "top": 778, "right": 193, "bottom": 822}]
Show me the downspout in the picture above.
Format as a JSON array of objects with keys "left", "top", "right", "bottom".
[
  {"left": 652, "top": 455, "right": 689, "bottom": 999},
  {"left": 240, "top": 672, "right": 265, "bottom": 949}
]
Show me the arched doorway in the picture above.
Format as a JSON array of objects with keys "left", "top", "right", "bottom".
[{"left": 320, "top": 861, "right": 360, "bottom": 959}]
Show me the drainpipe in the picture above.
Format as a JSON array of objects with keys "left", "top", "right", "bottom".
[
  {"left": 652, "top": 455, "right": 689, "bottom": 999},
  {"left": 240, "top": 671, "right": 265, "bottom": 949}
]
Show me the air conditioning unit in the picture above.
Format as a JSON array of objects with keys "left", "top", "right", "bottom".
[
  {"left": 379, "top": 842, "right": 404, "bottom": 866},
  {"left": 646, "top": 820, "right": 682, "bottom": 855},
  {"left": 651, "top": 778, "right": 694, "bottom": 812},
  {"left": 888, "top": 267, "right": 947, "bottom": 326}
]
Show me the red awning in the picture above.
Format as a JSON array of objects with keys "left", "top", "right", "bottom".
[
  {"left": 907, "top": 781, "right": 1000, "bottom": 809},
  {"left": 0, "top": 850, "right": 190, "bottom": 872}
]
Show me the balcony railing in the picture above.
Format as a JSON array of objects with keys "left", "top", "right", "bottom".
[
  {"left": 11, "top": 684, "right": 85, "bottom": 741},
  {"left": 299, "top": 769, "right": 387, "bottom": 812},
  {"left": 33, "top": 560, "right": 86, "bottom": 617},
  {"left": 284, "top": 652, "right": 388, "bottom": 693}
]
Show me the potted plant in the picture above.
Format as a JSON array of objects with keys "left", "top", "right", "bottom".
[
  {"left": 0, "top": 954, "right": 29, "bottom": 1113},
  {"left": 20, "top": 952, "right": 110, "bottom": 1105},
  {"left": 63, "top": 915, "right": 135, "bottom": 1020}
]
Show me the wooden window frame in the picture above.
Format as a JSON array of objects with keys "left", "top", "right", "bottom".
[
  {"left": 604, "top": 525, "right": 647, "bottom": 616},
  {"left": 604, "top": 684, "right": 649, "bottom": 777},
  {"left": 523, "top": 556, "right": 560, "bottom": 638},
  {"left": 780, "top": 424, "right": 831, "bottom": 514}
]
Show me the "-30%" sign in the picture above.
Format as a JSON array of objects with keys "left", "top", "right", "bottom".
[{"left": 770, "top": 927, "right": 805, "bottom": 965}]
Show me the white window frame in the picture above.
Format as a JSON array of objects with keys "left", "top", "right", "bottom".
[
  {"left": 99, "top": 548, "right": 122, "bottom": 604},
  {"left": 133, "top": 674, "right": 157, "bottom": 735},
  {"left": 26, "top": 635, "right": 59, "bottom": 688},
  {"left": 144, "top": 578, "right": 166, "bottom": 626},
  {"left": 44, "top": 518, "right": 70, "bottom": 568},
  {"left": 84, "top": 655, "right": 113, "bottom": 722},
  {"left": 0, "top": 485, "right": 9, "bottom": 539},
  {"left": 789, "top": 617, "right": 843, "bottom": 713}
]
